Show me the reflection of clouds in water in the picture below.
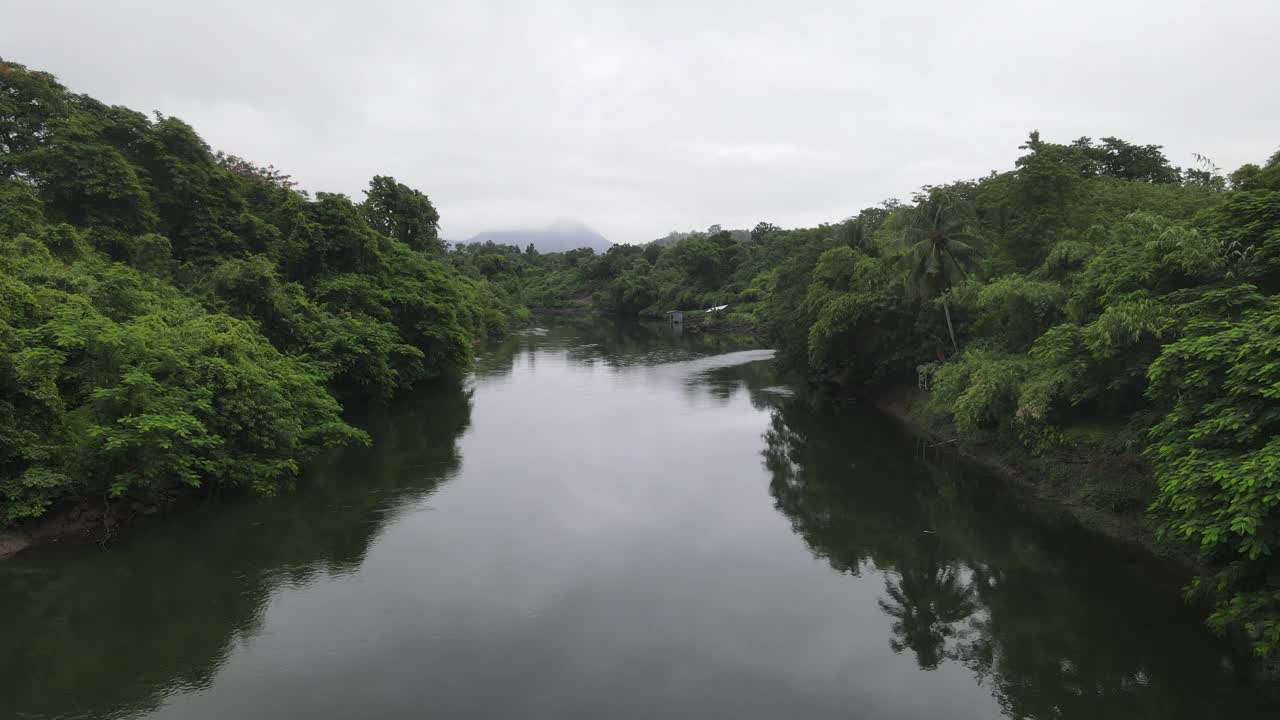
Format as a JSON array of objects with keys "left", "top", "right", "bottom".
[
  {"left": 608, "top": 349, "right": 779, "bottom": 408},
  {"left": 472, "top": 319, "right": 764, "bottom": 379},
  {"left": 9, "top": 321, "right": 1277, "bottom": 720},
  {"left": 640, "top": 349, "right": 776, "bottom": 383},
  {"left": 475, "top": 320, "right": 780, "bottom": 414}
]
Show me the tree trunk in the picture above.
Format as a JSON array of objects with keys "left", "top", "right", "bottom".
[{"left": 942, "top": 300, "right": 958, "bottom": 354}]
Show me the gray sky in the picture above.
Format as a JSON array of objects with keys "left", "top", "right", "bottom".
[{"left": 4, "top": 0, "right": 1277, "bottom": 245}]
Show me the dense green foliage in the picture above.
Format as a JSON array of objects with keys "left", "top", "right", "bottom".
[
  {"left": 459, "top": 133, "right": 1280, "bottom": 655},
  {"left": 1, "top": 379, "right": 473, "bottom": 720},
  {"left": 0, "top": 60, "right": 519, "bottom": 526},
  {"left": 4, "top": 56, "right": 1278, "bottom": 656},
  {"left": 762, "top": 392, "right": 1268, "bottom": 716}
]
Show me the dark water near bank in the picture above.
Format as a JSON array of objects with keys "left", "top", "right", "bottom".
[{"left": 2, "top": 319, "right": 1276, "bottom": 719}]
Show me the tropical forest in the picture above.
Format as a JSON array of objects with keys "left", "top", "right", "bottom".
[
  {"left": 453, "top": 132, "right": 1280, "bottom": 657},
  {"left": 2, "top": 42, "right": 1279, "bottom": 720}
]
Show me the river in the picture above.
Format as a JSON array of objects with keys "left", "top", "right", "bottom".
[{"left": 1, "top": 319, "right": 1276, "bottom": 719}]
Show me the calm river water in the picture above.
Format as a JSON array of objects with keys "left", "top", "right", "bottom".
[{"left": 2, "top": 319, "right": 1276, "bottom": 719}]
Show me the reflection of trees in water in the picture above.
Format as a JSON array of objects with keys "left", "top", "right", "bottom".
[
  {"left": 472, "top": 318, "right": 760, "bottom": 379},
  {"left": 475, "top": 318, "right": 782, "bottom": 413},
  {"left": 878, "top": 547, "right": 977, "bottom": 670},
  {"left": 0, "top": 381, "right": 473, "bottom": 720},
  {"left": 762, "top": 396, "right": 1276, "bottom": 719}
]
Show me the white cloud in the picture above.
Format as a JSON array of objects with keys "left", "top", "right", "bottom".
[{"left": 3, "top": 0, "right": 1277, "bottom": 244}]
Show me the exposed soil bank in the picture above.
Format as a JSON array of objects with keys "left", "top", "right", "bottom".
[
  {"left": 676, "top": 312, "right": 761, "bottom": 339},
  {"left": 0, "top": 494, "right": 175, "bottom": 559},
  {"left": 529, "top": 304, "right": 595, "bottom": 316},
  {"left": 872, "top": 384, "right": 1204, "bottom": 575},
  {"left": 872, "top": 384, "right": 1280, "bottom": 678}
]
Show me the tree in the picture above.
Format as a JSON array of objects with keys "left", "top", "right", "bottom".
[
  {"left": 1182, "top": 154, "right": 1226, "bottom": 190},
  {"left": 1228, "top": 149, "right": 1280, "bottom": 192},
  {"left": 878, "top": 556, "right": 977, "bottom": 670},
  {"left": 1000, "top": 139, "right": 1091, "bottom": 271},
  {"left": 1230, "top": 163, "right": 1265, "bottom": 191},
  {"left": 360, "top": 175, "right": 441, "bottom": 253},
  {"left": 836, "top": 216, "right": 876, "bottom": 255},
  {"left": 751, "top": 221, "right": 780, "bottom": 241},
  {"left": 1146, "top": 293, "right": 1280, "bottom": 656},
  {"left": 214, "top": 151, "right": 296, "bottom": 189},
  {"left": 670, "top": 236, "right": 723, "bottom": 293},
  {"left": 0, "top": 60, "right": 518, "bottom": 534},
  {"left": 25, "top": 109, "right": 158, "bottom": 233},
  {"left": 601, "top": 259, "right": 658, "bottom": 315},
  {"left": 901, "top": 190, "right": 982, "bottom": 352},
  {"left": 1083, "top": 137, "right": 1181, "bottom": 184},
  {"left": 0, "top": 58, "right": 68, "bottom": 178}
]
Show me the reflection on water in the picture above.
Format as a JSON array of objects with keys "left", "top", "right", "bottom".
[
  {"left": 0, "top": 319, "right": 1275, "bottom": 719},
  {"left": 763, "top": 391, "right": 1274, "bottom": 718},
  {"left": 472, "top": 316, "right": 761, "bottom": 378},
  {"left": 0, "top": 382, "right": 473, "bottom": 720}
]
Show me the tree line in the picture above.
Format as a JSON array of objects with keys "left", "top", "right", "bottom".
[
  {"left": 3, "top": 57, "right": 1276, "bottom": 657},
  {"left": 0, "top": 60, "right": 524, "bottom": 530},
  {"left": 452, "top": 134, "right": 1280, "bottom": 657}
]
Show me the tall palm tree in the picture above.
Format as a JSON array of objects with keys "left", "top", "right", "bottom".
[
  {"left": 877, "top": 555, "right": 978, "bottom": 670},
  {"left": 838, "top": 216, "right": 876, "bottom": 256},
  {"left": 901, "top": 190, "right": 982, "bottom": 352}
]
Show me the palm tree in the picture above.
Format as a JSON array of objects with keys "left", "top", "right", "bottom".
[
  {"left": 901, "top": 190, "right": 982, "bottom": 353},
  {"left": 837, "top": 216, "right": 876, "bottom": 256},
  {"left": 877, "top": 556, "right": 978, "bottom": 670}
]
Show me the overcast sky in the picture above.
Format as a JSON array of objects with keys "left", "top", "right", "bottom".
[{"left": 4, "top": 1, "right": 1277, "bottom": 244}]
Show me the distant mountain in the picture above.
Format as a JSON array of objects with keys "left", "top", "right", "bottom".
[{"left": 462, "top": 220, "right": 612, "bottom": 253}]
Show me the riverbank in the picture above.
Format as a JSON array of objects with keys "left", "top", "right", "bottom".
[
  {"left": 672, "top": 310, "right": 761, "bottom": 338},
  {"left": 528, "top": 302, "right": 595, "bottom": 316},
  {"left": 0, "top": 492, "right": 179, "bottom": 559},
  {"left": 872, "top": 384, "right": 1202, "bottom": 574},
  {"left": 529, "top": 304, "right": 763, "bottom": 338},
  {"left": 10, "top": 318, "right": 1277, "bottom": 718},
  {"left": 870, "top": 384, "right": 1280, "bottom": 676}
]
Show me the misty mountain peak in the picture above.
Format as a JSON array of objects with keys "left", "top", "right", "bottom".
[{"left": 463, "top": 221, "right": 612, "bottom": 253}]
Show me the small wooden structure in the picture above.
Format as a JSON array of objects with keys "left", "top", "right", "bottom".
[{"left": 667, "top": 310, "right": 685, "bottom": 324}]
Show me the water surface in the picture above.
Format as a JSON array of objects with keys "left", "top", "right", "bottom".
[{"left": 2, "top": 319, "right": 1275, "bottom": 719}]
